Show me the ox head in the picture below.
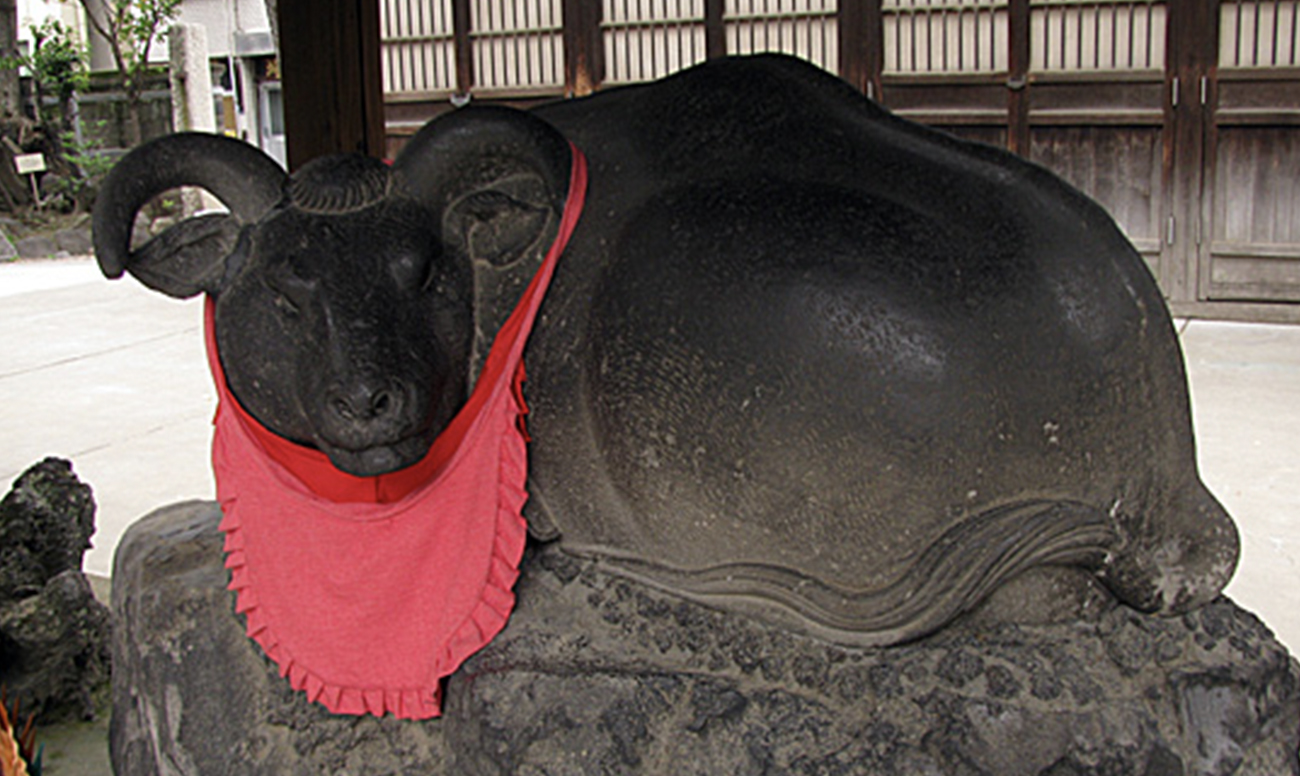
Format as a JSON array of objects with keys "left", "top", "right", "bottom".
[{"left": 93, "top": 107, "right": 573, "bottom": 476}]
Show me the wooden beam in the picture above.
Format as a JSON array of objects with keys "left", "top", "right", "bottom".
[
  {"left": 839, "top": 0, "right": 866, "bottom": 94},
  {"left": 452, "top": 0, "right": 473, "bottom": 98},
  {"left": 1162, "top": 0, "right": 1219, "bottom": 302},
  {"left": 705, "top": 0, "right": 725, "bottom": 59},
  {"left": 839, "top": 0, "right": 883, "bottom": 100},
  {"left": 563, "top": 0, "right": 602, "bottom": 96},
  {"left": 1007, "top": 0, "right": 1030, "bottom": 156},
  {"left": 277, "top": 0, "right": 385, "bottom": 169}
]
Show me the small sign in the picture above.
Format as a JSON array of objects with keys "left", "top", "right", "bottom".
[{"left": 14, "top": 153, "right": 46, "bottom": 175}]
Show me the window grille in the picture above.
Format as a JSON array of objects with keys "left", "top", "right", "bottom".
[
  {"left": 1220, "top": 0, "right": 1300, "bottom": 68},
  {"left": 725, "top": 0, "right": 839, "bottom": 74},
  {"left": 380, "top": 0, "right": 456, "bottom": 94},
  {"left": 602, "top": 0, "right": 708, "bottom": 84},
  {"left": 471, "top": 0, "right": 566, "bottom": 90},
  {"left": 1030, "top": 1, "right": 1165, "bottom": 72},
  {"left": 883, "top": 0, "right": 1008, "bottom": 74}
]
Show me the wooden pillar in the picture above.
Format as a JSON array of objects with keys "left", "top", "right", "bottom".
[
  {"left": 452, "top": 0, "right": 474, "bottom": 98},
  {"left": 1162, "top": 0, "right": 1218, "bottom": 303},
  {"left": 1007, "top": 0, "right": 1030, "bottom": 156},
  {"left": 705, "top": 0, "right": 726, "bottom": 59},
  {"left": 839, "top": 0, "right": 883, "bottom": 101},
  {"left": 564, "top": 0, "right": 603, "bottom": 96},
  {"left": 276, "top": 0, "right": 385, "bottom": 170}
]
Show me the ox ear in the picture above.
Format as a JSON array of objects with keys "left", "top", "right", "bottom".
[
  {"left": 123, "top": 213, "right": 245, "bottom": 298},
  {"left": 93, "top": 133, "right": 285, "bottom": 299},
  {"left": 393, "top": 106, "right": 572, "bottom": 269},
  {"left": 443, "top": 176, "right": 553, "bottom": 267}
]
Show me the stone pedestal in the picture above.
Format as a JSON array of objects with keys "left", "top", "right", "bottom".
[{"left": 112, "top": 501, "right": 1300, "bottom": 775}]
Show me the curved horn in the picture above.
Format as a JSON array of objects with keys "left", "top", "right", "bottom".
[
  {"left": 93, "top": 133, "right": 287, "bottom": 279},
  {"left": 392, "top": 106, "right": 572, "bottom": 214}
]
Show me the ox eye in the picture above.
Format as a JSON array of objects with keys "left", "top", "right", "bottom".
[
  {"left": 272, "top": 291, "right": 300, "bottom": 317},
  {"left": 389, "top": 252, "right": 429, "bottom": 293},
  {"left": 266, "top": 273, "right": 315, "bottom": 318}
]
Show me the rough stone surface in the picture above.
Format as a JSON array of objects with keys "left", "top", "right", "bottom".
[
  {"left": 13, "top": 235, "right": 58, "bottom": 260},
  {"left": 0, "top": 229, "right": 17, "bottom": 260},
  {"left": 113, "top": 502, "right": 1300, "bottom": 776},
  {"left": 110, "top": 501, "right": 453, "bottom": 776},
  {"left": 53, "top": 225, "right": 93, "bottom": 256},
  {"left": 0, "top": 458, "right": 96, "bottom": 599},
  {"left": 0, "top": 458, "right": 111, "bottom": 721}
]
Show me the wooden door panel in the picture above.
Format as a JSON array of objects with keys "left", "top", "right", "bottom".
[
  {"left": 1208, "top": 125, "right": 1300, "bottom": 301},
  {"left": 1030, "top": 125, "right": 1164, "bottom": 273}
]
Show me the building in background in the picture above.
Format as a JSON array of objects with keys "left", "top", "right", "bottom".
[
  {"left": 153, "top": 0, "right": 284, "bottom": 166},
  {"left": 375, "top": 0, "right": 1300, "bottom": 320},
  {"left": 7, "top": 0, "right": 1298, "bottom": 317},
  {"left": 15, "top": 0, "right": 283, "bottom": 166}
]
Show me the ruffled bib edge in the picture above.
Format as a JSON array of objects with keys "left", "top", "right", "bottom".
[{"left": 217, "top": 426, "right": 529, "bottom": 720}]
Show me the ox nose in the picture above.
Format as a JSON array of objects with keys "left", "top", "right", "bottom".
[{"left": 328, "top": 379, "right": 407, "bottom": 426}]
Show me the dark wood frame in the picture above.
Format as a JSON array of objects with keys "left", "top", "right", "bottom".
[
  {"left": 276, "top": 0, "right": 386, "bottom": 169},
  {"left": 279, "top": 1, "right": 1300, "bottom": 320}
]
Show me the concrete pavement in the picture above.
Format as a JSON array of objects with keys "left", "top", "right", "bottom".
[
  {"left": 3, "top": 256, "right": 1299, "bottom": 653},
  {"left": 1, "top": 257, "right": 213, "bottom": 577}
]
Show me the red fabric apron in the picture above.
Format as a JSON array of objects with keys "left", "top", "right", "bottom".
[{"left": 208, "top": 147, "right": 587, "bottom": 719}]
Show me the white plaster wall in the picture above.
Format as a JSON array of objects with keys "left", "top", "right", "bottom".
[{"left": 15, "top": 0, "right": 88, "bottom": 61}]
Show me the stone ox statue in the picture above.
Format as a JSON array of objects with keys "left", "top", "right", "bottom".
[{"left": 93, "top": 55, "right": 1237, "bottom": 649}]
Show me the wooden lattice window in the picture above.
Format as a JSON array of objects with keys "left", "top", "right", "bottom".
[
  {"left": 725, "top": 0, "right": 839, "bottom": 73},
  {"left": 1030, "top": 0, "right": 1166, "bottom": 72},
  {"left": 470, "top": 0, "right": 566, "bottom": 90},
  {"left": 883, "top": 0, "right": 1009, "bottom": 74},
  {"left": 601, "top": 0, "right": 708, "bottom": 84},
  {"left": 380, "top": 0, "right": 457, "bottom": 94},
  {"left": 1220, "top": 0, "right": 1300, "bottom": 68}
]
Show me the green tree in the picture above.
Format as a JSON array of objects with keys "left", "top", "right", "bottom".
[
  {"left": 3, "top": 22, "right": 115, "bottom": 211},
  {"left": 79, "top": 0, "right": 180, "bottom": 146},
  {"left": 23, "top": 19, "right": 89, "bottom": 134}
]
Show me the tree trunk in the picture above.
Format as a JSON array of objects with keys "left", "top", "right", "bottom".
[
  {"left": 0, "top": 0, "right": 20, "bottom": 121},
  {"left": 124, "top": 79, "right": 143, "bottom": 147}
]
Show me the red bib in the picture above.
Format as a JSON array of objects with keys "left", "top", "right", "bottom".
[{"left": 209, "top": 147, "right": 587, "bottom": 719}]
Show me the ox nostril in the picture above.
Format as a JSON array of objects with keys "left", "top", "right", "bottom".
[
  {"left": 371, "top": 390, "right": 393, "bottom": 417},
  {"left": 332, "top": 397, "right": 356, "bottom": 421},
  {"left": 329, "top": 381, "right": 404, "bottom": 424}
]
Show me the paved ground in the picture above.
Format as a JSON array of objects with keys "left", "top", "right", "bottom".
[
  {"left": 3, "top": 256, "right": 1299, "bottom": 660},
  {"left": 1, "top": 257, "right": 213, "bottom": 577}
]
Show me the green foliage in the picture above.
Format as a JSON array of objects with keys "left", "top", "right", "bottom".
[
  {"left": 26, "top": 20, "right": 89, "bottom": 102},
  {"left": 50, "top": 122, "right": 118, "bottom": 211},
  {"left": 77, "top": 0, "right": 181, "bottom": 145},
  {"left": 0, "top": 20, "right": 88, "bottom": 109},
  {"left": 81, "top": 0, "right": 181, "bottom": 86},
  {"left": 63, "top": 127, "right": 116, "bottom": 181}
]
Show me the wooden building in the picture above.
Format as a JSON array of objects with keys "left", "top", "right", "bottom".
[{"left": 278, "top": 0, "right": 1300, "bottom": 321}]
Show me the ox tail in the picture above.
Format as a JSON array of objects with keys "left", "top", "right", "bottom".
[
  {"left": 1099, "top": 481, "right": 1239, "bottom": 617},
  {"left": 609, "top": 499, "right": 1115, "bottom": 647}
]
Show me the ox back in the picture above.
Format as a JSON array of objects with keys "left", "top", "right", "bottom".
[{"left": 512, "top": 56, "right": 1237, "bottom": 644}]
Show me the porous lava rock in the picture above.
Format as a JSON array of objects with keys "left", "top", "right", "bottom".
[
  {"left": 112, "top": 501, "right": 1300, "bottom": 775},
  {"left": 0, "top": 458, "right": 111, "bottom": 721}
]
